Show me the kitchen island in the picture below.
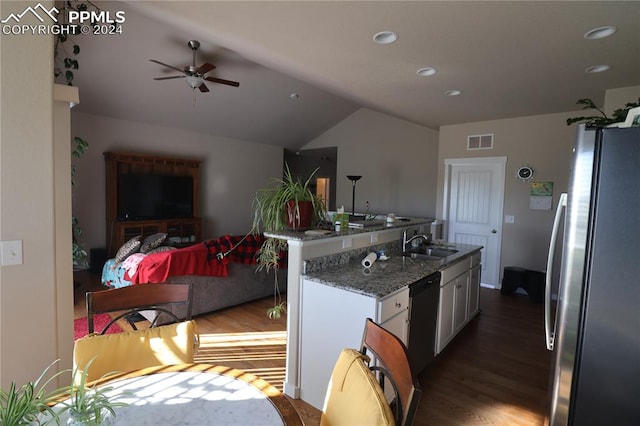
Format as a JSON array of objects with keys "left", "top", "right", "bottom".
[
  {"left": 298, "top": 243, "right": 482, "bottom": 409},
  {"left": 265, "top": 217, "right": 481, "bottom": 406},
  {"left": 266, "top": 217, "right": 434, "bottom": 398}
]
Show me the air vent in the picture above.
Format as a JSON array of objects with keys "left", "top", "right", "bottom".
[{"left": 467, "top": 134, "right": 494, "bottom": 150}]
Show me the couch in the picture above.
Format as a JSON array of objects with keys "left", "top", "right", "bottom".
[{"left": 101, "top": 234, "right": 287, "bottom": 321}]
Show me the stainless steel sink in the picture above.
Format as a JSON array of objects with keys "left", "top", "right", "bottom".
[
  {"left": 403, "top": 252, "right": 444, "bottom": 262},
  {"left": 403, "top": 246, "right": 459, "bottom": 259}
]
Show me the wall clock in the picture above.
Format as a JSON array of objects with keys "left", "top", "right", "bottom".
[{"left": 516, "top": 165, "right": 534, "bottom": 181}]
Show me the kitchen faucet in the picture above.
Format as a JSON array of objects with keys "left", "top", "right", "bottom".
[{"left": 403, "top": 229, "right": 432, "bottom": 252}]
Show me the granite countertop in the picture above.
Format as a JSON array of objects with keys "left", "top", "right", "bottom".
[
  {"left": 303, "top": 244, "right": 482, "bottom": 299},
  {"left": 265, "top": 216, "right": 434, "bottom": 241}
]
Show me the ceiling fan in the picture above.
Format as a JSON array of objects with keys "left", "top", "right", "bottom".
[{"left": 150, "top": 40, "right": 240, "bottom": 92}]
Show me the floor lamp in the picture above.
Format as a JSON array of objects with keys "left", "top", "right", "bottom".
[{"left": 346, "top": 175, "right": 362, "bottom": 216}]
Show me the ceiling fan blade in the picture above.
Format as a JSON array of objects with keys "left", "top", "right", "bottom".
[
  {"left": 149, "top": 59, "right": 185, "bottom": 74},
  {"left": 153, "top": 76, "right": 186, "bottom": 81},
  {"left": 197, "top": 62, "right": 216, "bottom": 75},
  {"left": 198, "top": 82, "right": 210, "bottom": 93},
  {"left": 204, "top": 76, "right": 240, "bottom": 87}
]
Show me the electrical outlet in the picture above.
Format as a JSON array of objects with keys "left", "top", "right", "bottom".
[
  {"left": 1, "top": 240, "right": 23, "bottom": 265},
  {"left": 371, "top": 233, "right": 379, "bottom": 244},
  {"left": 342, "top": 238, "right": 352, "bottom": 249}
]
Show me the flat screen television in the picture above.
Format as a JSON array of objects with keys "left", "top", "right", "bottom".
[{"left": 117, "top": 173, "right": 194, "bottom": 220}]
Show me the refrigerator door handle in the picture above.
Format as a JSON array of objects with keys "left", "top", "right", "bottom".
[{"left": 545, "top": 192, "right": 567, "bottom": 351}]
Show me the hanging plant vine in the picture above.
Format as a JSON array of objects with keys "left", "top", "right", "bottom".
[{"left": 54, "top": 1, "right": 100, "bottom": 86}]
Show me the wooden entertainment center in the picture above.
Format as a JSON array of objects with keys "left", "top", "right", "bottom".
[{"left": 104, "top": 151, "right": 201, "bottom": 256}]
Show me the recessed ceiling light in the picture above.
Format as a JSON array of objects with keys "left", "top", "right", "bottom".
[
  {"left": 584, "top": 26, "right": 617, "bottom": 40},
  {"left": 444, "top": 90, "right": 462, "bottom": 96},
  {"left": 585, "top": 65, "right": 610, "bottom": 73},
  {"left": 373, "top": 31, "right": 398, "bottom": 44},
  {"left": 289, "top": 93, "right": 299, "bottom": 100},
  {"left": 416, "top": 67, "right": 437, "bottom": 77}
]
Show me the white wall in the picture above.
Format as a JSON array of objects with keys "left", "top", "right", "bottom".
[
  {"left": 71, "top": 112, "right": 284, "bottom": 253},
  {"left": 303, "top": 108, "right": 440, "bottom": 218}
]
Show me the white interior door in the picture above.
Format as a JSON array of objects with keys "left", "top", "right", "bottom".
[{"left": 443, "top": 157, "right": 506, "bottom": 287}]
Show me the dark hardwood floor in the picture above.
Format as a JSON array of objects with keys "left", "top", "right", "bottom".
[
  {"left": 73, "top": 272, "right": 550, "bottom": 425},
  {"left": 417, "top": 289, "right": 551, "bottom": 425}
]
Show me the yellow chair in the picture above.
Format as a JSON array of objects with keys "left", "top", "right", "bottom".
[
  {"left": 73, "top": 320, "right": 199, "bottom": 382},
  {"left": 74, "top": 283, "right": 198, "bottom": 382},
  {"left": 320, "top": 348, "right": 395, "bottom": 426}
]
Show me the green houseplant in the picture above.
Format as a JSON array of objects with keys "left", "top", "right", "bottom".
[
  {"left": 0, "top": 360, "right": 68, "bottom": 425},
  {"left": 72, "top": 136, "right": 90, "bottom": 269},
  {"left": 566, "top": 98, "right": 640, "bottom": 126},
  {"left": 62, "top": 359, "right": 129, "bottom": 425},
  {"left": 252, "top": 164, "right": 327, "bottom": 319}
]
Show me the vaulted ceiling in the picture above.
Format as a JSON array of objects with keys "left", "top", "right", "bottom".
[{"left": 68, "top": 1, "right": 640, "bottom": 150}]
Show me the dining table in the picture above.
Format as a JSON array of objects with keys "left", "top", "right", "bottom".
[{"left": 50, "top": 363, "right": 304, "bottom": 425}]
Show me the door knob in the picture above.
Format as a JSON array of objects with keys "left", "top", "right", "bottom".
[{"left": 491, "top": 229, "right": 497, "bottom": 234}]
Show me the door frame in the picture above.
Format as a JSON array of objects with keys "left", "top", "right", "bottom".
[{"left": 442, "top": 156, "right": 506, "bottom": 287}]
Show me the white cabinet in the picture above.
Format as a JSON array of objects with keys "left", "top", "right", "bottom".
[
  {"left": 299, "top": 278, "right": 409, "bottom": 409},
  {"left": 469, "top": 254, "right": 481, "bottom": 320},
  {"left": 378, "top": 287, "right": 410, "bottom": 343},
  {"left": 436, "top": 251, "right": 481, "bottom": 354},
  {"left": 453, "top": 271, "right": 470, "bottom": 335},
  {"left": 437, "top": 277, "right": 456, "bottom": 353}
]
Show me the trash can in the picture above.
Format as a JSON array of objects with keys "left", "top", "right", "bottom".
[
  {"left": 501, "top": 267, "right": 528, "bottom": 296},
  {"left": 501, "top": 266, "right": 546, "bottom": 303}
]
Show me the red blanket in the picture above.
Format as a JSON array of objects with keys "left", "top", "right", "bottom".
[{"left": 129, "top": 243, "right": 228, "bottom": 284}]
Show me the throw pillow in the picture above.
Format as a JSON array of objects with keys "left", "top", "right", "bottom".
[
  {"left": 147, "top": 245, "right": 177, "bottom": 254},
  {"left": 114, "top": 235, "right": 142, "bottom": 263},
  {"left": 140, "top": 232, "right": 168, "bottom": 253}
]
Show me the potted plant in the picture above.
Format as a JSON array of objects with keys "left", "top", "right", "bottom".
[
  {"left": 62, "top": 359, "right": 129, "bottom": 425},
  {"left": 252, "top": 163, "right": 326, "bottom": 232},
  {"left": 0, "top": 360, "right": 67, "bottom": 425},
  {"left": 252, "top": 163, "right": 327, "bottom": 319},
  {"left": 566, "top": 98, "right": 640, "bottom": 126}
]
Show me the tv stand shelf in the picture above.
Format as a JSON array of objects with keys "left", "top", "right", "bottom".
[
  {"left": 113, "top": 218, "right": 201, "bottom": 254},
  {"left": 105, "top": 152, "right": 201, "bottom": 256}
]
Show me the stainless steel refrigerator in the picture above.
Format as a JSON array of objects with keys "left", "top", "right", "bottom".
[{"left": 545, "top": 124, "right": 640, "bottom": 425}]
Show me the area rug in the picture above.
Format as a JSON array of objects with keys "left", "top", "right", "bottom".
[{"left": 74, "top": 313, "right": 123, "bottom": 340}]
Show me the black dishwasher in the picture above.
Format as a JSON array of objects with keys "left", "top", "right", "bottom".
[{"left": 408, "top": 271, "right": 441, "bottom": 376}]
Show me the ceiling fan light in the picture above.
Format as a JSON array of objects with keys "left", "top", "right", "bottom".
[{"left": 185, "top": 75, "right": 203, "bottom": 89}]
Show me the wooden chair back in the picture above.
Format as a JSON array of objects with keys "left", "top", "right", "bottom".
[
  {"left": 361, "top": 318, "right": 421, "bottom": 426},
  {"left": 87, "top": 283, "right": 193, "bottom": 334}
]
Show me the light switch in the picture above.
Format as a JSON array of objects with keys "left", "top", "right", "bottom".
[
  {"left": 1, "top": 240, "right": 23, "bottom": 265},
  {"left": 504, "top": 215, "right": 515, "bottom": 224}
]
